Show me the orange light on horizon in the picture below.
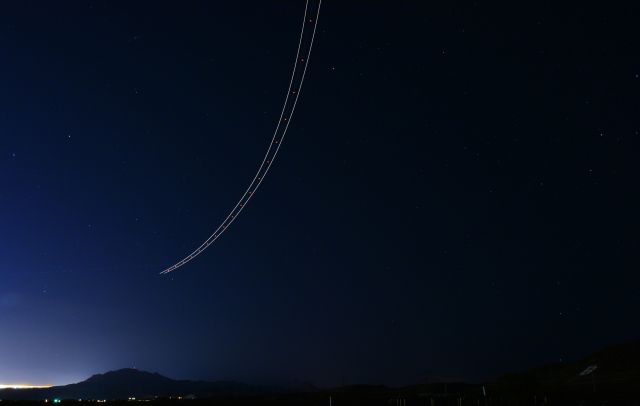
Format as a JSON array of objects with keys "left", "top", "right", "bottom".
[{"left": 0, "top": 384, "right": 53, "bottom": 389}]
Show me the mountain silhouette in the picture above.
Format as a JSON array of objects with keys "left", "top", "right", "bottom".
[
  {"left": 0, "top": 368, "right": 267, "bottom": 400},
  {"left": 2, "top": 342, "right": 639, "bottom": 402}
]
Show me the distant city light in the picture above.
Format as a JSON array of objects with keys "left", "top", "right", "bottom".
[{"left": 0, "top": 384, "right": 52, "bottom": 389}]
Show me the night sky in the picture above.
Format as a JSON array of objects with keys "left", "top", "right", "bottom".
[{"left": 1, "top": 1, "right": 639, "bottom": 388}]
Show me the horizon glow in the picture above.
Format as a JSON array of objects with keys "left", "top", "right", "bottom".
[{"left": 0, "top": 384, "right": 53, "bottom": 389}]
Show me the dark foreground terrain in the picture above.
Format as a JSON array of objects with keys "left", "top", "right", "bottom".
[
  {"left": 0, "top": 392, "right": 640, "bottom": 406},
  {"left": 2, "top": 380, "right": 640, "bottom": 406}
]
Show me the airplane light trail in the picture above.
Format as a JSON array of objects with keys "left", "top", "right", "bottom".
[{"left": 160, "top": 0, "right": 322, "bottom": 274}]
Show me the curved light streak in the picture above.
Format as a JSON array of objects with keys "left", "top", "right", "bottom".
[{"left": 161, "top": 0, "right": 322, "bottom": 274}]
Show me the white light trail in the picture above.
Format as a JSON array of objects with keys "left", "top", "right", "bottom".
[{"left": 161, "top": 0, "right": 322, "bottom": 274}]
